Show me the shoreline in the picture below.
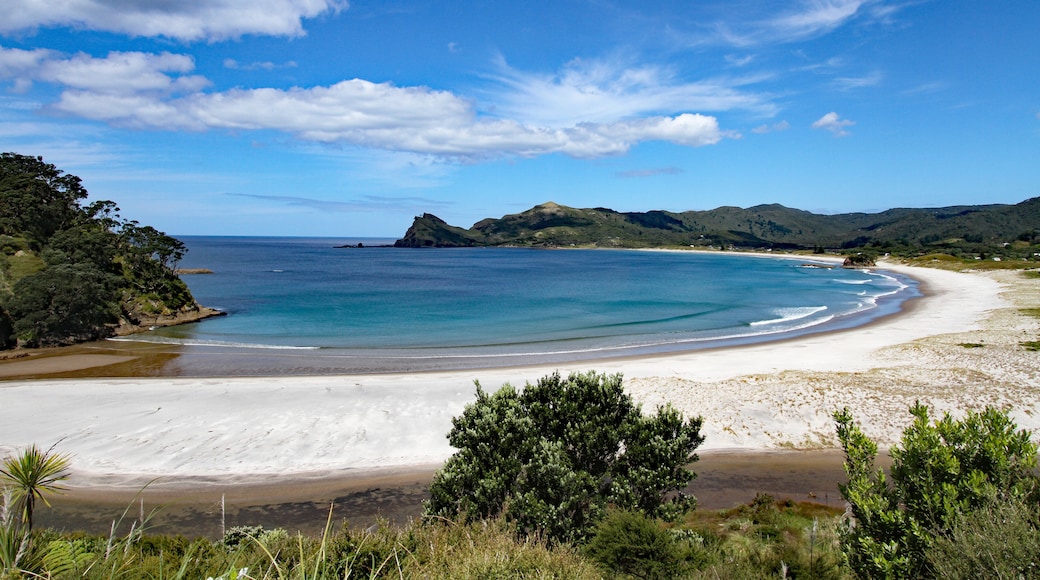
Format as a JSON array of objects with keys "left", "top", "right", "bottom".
[
  {"left": 0, "top": 253, "right": 912, "bottom": 381},
  {"left": 0, "top": 250, "right": 897, "bottom": 380},
  {"left": 2, "top": 258, "right": 1039, "bottom": 532}
]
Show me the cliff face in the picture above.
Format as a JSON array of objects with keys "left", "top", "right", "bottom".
[{"left": 394, "top": 213, "right": 485, "bottom": 247}]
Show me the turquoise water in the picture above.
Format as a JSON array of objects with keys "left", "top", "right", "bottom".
[{"left": 120, "top": 237, "right": 917, "bottom": 374}]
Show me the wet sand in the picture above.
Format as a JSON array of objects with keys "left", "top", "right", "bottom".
[{"left": 38, "top": 450, "right": 877, "bottom": 538}]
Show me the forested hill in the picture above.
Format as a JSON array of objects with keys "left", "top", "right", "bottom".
[
  {"left": 395, "top": 199, "right": 1040, "bottom": 260},
  {"left": 0, "top": 153, "right": 219, "bottom": 349}
]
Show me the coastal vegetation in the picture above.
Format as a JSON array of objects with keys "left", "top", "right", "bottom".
[
  {"left": 0, "top": 153, "right": 215, "bottom": 349},
  {"left": 4, "top": 394, "right": 1038, "bottom": 578},
  {"left": 394, "top": 199, "right": 1040, "bottom": 264},
  {"left": 835, "top": 404, "right": 1040, "bottom": 578},
  {"left": 425, "top": 371, "right": 704, "bottom": 544}
]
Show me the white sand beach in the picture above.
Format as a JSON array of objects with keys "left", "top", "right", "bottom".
[{"left": 0, "top": 261, "right": 1037, "bottom": 490}]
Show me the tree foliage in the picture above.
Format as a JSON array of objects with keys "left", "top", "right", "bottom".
[
  {"left": 834, "top": 403, "right": 1040, "bottom": 578},
  {"left": 0, "top": 152, "right": 200, "bottom": 347},
  {"left": 425, "top": 371, "right": 704, "bottom": 544}
]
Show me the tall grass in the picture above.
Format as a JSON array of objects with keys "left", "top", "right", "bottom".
[{"left": 1, "top": 494, "right": 863, "bottom": 579}]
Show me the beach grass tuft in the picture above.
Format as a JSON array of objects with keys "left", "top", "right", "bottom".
[{"left": 7, "top": 498, "right": 857, "bottom": 578}]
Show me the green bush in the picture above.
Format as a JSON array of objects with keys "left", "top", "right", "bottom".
[
  {"left": 425, "top": 371, "right": 704, "bottom": 544},
  {"left": 834, "top": 403, "right": 1040, "bottom": 578},
  {"left": 585, "top": 508, "right": 689, "bottom": 579},
  {"left": 925, "top": 494, "right": 1040, "bottom": 579}
]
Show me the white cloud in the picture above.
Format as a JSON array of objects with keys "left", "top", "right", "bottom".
[
  {"left": 767, "top": 0, "right": 866, "bottom": 41},
  {"left": 485, "top": 54, "right": 777, "bottom": 127},
  {"left": 1, "top": 47, "right": 727, "bottom": 160},
  {"left": 692, "top": 0, "right": 877, "bottom": 47},
  {"left": 224, "top": 59, "right": 298, "bottom": 71},
  {"left": 616, "top": 167, "right": 683, "bottom": 178},
  {"left": 811, "top": 111, "right": 854, "bottom": 136},
  {"left": 752, "top": 120, "right": 790, "bottom": 134},
  {"left": 900, "top": 81, "right": 948, "bottom": 97},
  {"left": 725, "top": 54, "right": 755, "bottom": 67},
  {"left": 0, "top": 0, "right": 347, "bottom": 42},
  {"left": 833, "top": 70, "right": 883, "bottom": 90},
  {"left": 2, "top": 47, "right": 208, "bottom": 95}
]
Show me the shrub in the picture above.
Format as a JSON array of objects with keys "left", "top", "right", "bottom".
[
  {"left": 925, "top": 494, "right": 1040, "bottom": 579},
  {"left": 585, "top": 508, "right": 689, "bottom": 579},
  {"left": 425, "top": 371, "right": 704, "bottom": 544},
  {"left": 834, "top": 403, "right": 1040, "bottom": 578}
]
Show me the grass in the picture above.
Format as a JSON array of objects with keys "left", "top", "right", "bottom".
[
  {"left": 1, "top": 495, "right": 854, "bottom": 579},
  {"left": 902, "top": 253, "right": 1040, "bottom": 271},
  {"left": 958, "top": 342, "right": 986, "bottom": 348},
  {"left": 1021, "top": 341, "right": 1040, "bottom": 352}
]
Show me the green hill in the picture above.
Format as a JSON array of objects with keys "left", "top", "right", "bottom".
[
  {"left": 0, "top": 153, "right": 219, "bottom": 349},
  {"left": 395, "top": 198, "right": 1040, "bottom": 260}
]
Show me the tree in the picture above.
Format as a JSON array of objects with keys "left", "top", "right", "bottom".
[
  {"left": 425, "top": 371, "right": 704, "bottom": 544},
  {"left": 0, "top": 154, "right": 88, "bottom": 247},
  {"left": 834, "top": 403, "right": 1039, "bottom": 578},
  {"left": 7, "top": 263, "right": 121, "bottom": 346},
  {"left": 0, "top": 152, "right": 203, "bottom": 348},
  {"left": 0, "top": 444, "right": 71, "bottom": 533}
]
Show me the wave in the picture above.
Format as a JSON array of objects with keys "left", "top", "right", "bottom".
[
  {"left": 750, "top": 306, "right": 828, "bottom": 327},
  {"left": 354, "top": 310, "right": 842, "bottom": 360},
  {"left": 107, "top": 336, "right": 320, "bottom": 350}
]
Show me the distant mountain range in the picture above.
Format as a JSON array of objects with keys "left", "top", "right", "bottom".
[{"left": 394, "top": 198, "right": 1040, "bottom": 259}]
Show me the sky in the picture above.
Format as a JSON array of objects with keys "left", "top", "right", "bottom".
[{"left": 1, "top": 1, "right": 1038, "bottom": 237}]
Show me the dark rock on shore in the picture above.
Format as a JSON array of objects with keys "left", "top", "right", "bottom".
[{"left": 115, "top": 305, "right": 226, "bottom": 336}]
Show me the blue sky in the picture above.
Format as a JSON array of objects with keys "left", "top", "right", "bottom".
[{"left": 1, "top": 1, "right": 1038, "bottom": 237}]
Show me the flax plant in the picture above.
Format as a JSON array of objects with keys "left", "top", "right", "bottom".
[{"left": 0, "top": 443, "right": 71, "bottom": 533}]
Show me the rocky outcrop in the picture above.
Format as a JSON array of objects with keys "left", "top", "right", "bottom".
[
  {"left": 842, "top": 254, "right": 877, "bottom": 268},
  {"left": 394, "top": 213, "right": 485, "bottom": 247},
  {"left": 114, "top": 305, "right": 225, "bottom": 336}
]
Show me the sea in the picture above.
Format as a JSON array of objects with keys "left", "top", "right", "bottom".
[{"left": 113, "top": 236, "right": 919, "bottom": 375}]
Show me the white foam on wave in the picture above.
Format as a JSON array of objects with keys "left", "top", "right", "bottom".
[{"left": 750, "top": 306, "right": 829, "bottom": 327}]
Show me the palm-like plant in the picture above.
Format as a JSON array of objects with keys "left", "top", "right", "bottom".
[{"left": 0, "top": 443, "right": 71, "bottom": 532}]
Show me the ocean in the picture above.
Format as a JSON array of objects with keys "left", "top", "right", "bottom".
[{"left": 114, "top": 236, "right": 918, "bottom": 374}]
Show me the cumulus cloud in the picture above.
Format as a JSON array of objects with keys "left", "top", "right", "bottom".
[
  {"left": 1, "top": 47, "right": 208, "bottom": 94},
  {"left": 0, "top": 47, "right": 726, "bottom": 160},
  {"left": 0, "top": 0, "right": 347, "bottom": 42},
  {"left": 811, "top": 111, "right": 854, "bottom": 136}
]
